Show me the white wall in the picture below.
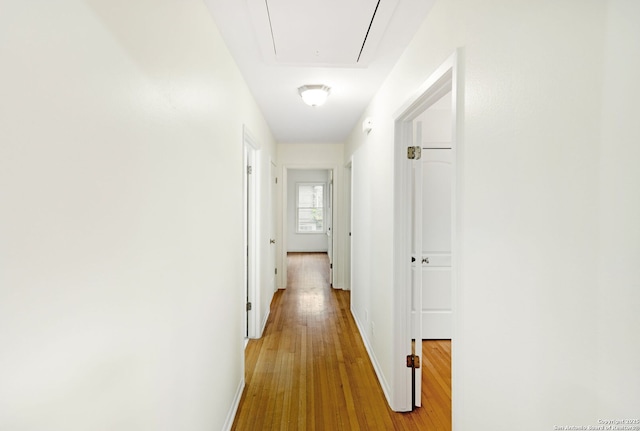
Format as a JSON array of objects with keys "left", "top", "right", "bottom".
[
  {"left": 0, "top": 1, "right": 275, "bottom": 430},
  {"left": 276, "top": 143, "right": 347, "bottom": 289},
  {"left": 346, "top": 0, "right": 639, "bottom": 428},
  {"left": 597, "top": 0, "right": 640, "bottom": 416},
  {"left": 287, "top": 169, "right": 329, "bottom": 252}
]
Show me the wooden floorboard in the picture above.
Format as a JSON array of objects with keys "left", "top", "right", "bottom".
[{"left": 232, "top": 252, "right": 451, "bottom": 430}]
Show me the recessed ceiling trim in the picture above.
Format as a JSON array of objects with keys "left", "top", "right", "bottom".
[
  {"left": 247, "top": 0, "right": 399, "bottom": 68},
  {"left": 357, "top": 0, "right": 399, "bottom": 65},
  {"left": 357, "top": 0, "right": 381, "bottom": 63},
  {"left": 264, "top": 0, "right": 277, "bottom": 56}
]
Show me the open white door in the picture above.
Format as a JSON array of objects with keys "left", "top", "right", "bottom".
[
  {"left": 327, "top": 170, "right": 333, "bottom": 286},
  {"left": 243, "top": 126, "right": 260, "bottom": 340},
  {"left": 411, "top": 103, "right": 453, "bottom": 407},
  {"left": 270, "top": 161, "right": 277, "bottom": 293},
  {"left": 243, "top": 144, "right": 255, "bottom": 340},
  {"left": 345, "top": 162, "right": 352, "bottom": 291},
  {"left": 410, "top": 122, "right": 424, "bottom": 407},
  {"left": 419, "top": 147, "right": 452, "bottom": 339}
]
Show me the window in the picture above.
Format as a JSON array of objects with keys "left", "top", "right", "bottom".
[{"left": 296, "top": 183, "right": 325, "bottom": 233}]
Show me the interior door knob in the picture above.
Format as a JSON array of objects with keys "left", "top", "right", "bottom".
[{"left": 270, "top": 239, "right": 276, "bottom": 244}]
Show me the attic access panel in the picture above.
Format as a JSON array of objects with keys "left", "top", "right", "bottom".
[{"left": 248, "top": 0, "right": 399, "bottom": 67}]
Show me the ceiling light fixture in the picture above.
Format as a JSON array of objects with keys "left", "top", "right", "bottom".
[{"left": 298, "top": 85, "right": 331, "bottom": 107}]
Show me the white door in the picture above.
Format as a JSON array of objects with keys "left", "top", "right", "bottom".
[
  {"left": 418, "top": 146, "right": 452, "bottom": 339},
  {"left": 410, "top": 122, "right": 453, "bottom": 407},
  {"left": 270, "top": 161, "right": 278, "bottom": 291},
  {"left": 345, "top": 163, "right": 352, "bottom": 290},
  {"left": 243, "top": 146, "right": 254, "bottom": 339},
  {"left": 327, "top": 170, "right": 333, "bottom": 286},
  {"left": 410, "top": 123, "right": 424, "bottom": 407},
  {"left": 243, "top": 135, "right": 259, "bottom": 339}
]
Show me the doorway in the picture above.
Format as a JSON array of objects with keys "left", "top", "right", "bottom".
[
  {"left": 281, "top": 166, "right": 338, "bottom": 290},
  {"left": 392, "top": 50, "right": 462, "bottom": 413}
]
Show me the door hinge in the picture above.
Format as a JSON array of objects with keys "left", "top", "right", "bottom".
[
  {"left": 246, "top": 302, "right": 252, "bottom": 311},
  {"left": 275, "top": 177, "right": 278, "bottom": 184},
  {"left": 275, "top": 268, "right": 277, "bottom": 275},
  {"left": 406, "top": 354, "right": 421, "bottom": 369},
  {"left": 247, "top": 166, "right": 253, "bottom": 174},
  {"left": 330, "top": 263, "right": 333, "bottom": 269},
  {"left": 407, "top": 146, "right": 422, "bottom": 160}
]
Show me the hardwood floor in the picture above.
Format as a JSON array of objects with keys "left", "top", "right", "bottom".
[{"left": 232, "top": 252, "right": 451, "bottom": 430}]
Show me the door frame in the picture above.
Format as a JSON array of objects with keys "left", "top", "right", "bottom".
[
  {"left": 392, "top": 49, "right": 464, "bottom": 417},
  {"left": 280, "top": 164, "right": 340, "bottom": 290},
  {"left": 243, "top": 125, "right": 261, "bottom": 341}
]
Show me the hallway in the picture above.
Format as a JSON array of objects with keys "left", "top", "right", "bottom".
[{"left": 232, "top": 252, "right": 451, "bottom": 430}]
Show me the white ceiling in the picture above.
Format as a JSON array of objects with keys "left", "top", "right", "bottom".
[{"left": 203, "top": 0, "right": 436, "bottom": 143}]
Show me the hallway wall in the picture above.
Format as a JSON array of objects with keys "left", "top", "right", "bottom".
[
  {"left": 346, "top": 0, "right": 639, "bottom": 428},
  {"left": 0, "top": 1, "right": 275, "bottom": 430},
  {"left": 596, "top": 0, "right": 640, "bottom": 415}
]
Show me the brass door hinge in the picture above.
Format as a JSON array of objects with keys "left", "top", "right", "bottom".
[
  {"left": 406, "top": 354, "right": 421, "bottom": 369},
  {"left": 407, "top": 146, "right": 422, "bottom": 160}
]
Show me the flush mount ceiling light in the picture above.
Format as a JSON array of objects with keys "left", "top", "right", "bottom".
[{"left": 298, "top": 85, "right": 331, "bottom": 107}]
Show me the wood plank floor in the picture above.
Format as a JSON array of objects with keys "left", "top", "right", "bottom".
[{"left": 232, "top": 252, "right": 451, "bottom": 430}]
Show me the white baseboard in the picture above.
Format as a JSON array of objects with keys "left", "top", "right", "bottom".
[
  {"left": 222, "top": 378, "right": 245, "bottom": 431},
  {"left": 351, "top": 307, "right": 392, "bottom": 406},
  {"left": 259, "top": 308, "right": 270, "bottom": 337}
]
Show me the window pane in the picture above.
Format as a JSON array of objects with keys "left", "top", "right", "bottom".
[
  {"left": 298, "top": 185, "right": 323, "bottom": 208},
  {"left": 298, "top": 208, "right": 324, "bottom": 232},
  {"left": 297, "top": 183, "right": 324, "bottom": 233}
]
